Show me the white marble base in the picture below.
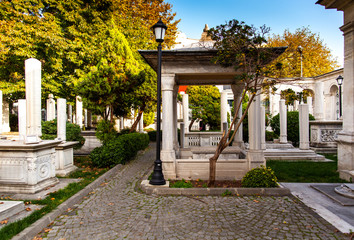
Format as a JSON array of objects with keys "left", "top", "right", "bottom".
[
  {"left": 0, "top": 140, "right": 61, "bottom": 193},
  {"left": 55, "top": 141, "right": 78, "bottom": 177},
  {"left": 337, "top": 131, "right": 354, "bottom": 182}
]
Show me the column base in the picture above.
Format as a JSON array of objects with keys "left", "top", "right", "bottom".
[
  {"left": 247, "top": 150, "right": 265, "bottom": 170},
  {"left": 161, "top": 150, "right": 176, "bottom": 179},
  {"left": 336, "top": 131, "right": 354, "bottom": 182}
]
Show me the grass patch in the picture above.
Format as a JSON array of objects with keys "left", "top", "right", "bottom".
[
  {"left": 267, "top": 155, "right": 348, "bottom": 183},
  {"left": 0, "top": 156, "right": 108, "bottom": 240},
  {"left": 169, "top": 179, "right": 193, "bottom": 188}
]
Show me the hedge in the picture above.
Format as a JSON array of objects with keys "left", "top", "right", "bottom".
[{"left": 90, "top": 133, "right": 149, "bottom": 168}]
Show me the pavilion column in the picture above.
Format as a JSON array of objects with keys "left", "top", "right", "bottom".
[
  {"left": 314, "top": 81, "right": 325, "bottom": 120},
  {"left": 307, "top": 96, "right": 313, "bottom": 115},
  {"left": 182, "top": 92, "right": 189, "bottom": 133},
  {"left": 25, "top": 58, "right": 42, "bottom": 140},
  {"left": 57, "top": 98, "right": 66, "bottom": 141},
  {"left": 138, "top": 112, "right": 144, "bottom": 133},
  {"left": 173, "top": 85, "right": 179, "bottom": 149},
  {"left": 299, "top": 103, "right": 309, "bottom": 150},
  {"left": 279, "top": 99, "right": 287, "bottom": 144},
  {"left": 337, "top": 19, "right": 354, "bottom": 181},
  {"left": 231, "top": 85, "right": 244, "bottom": 148},
  {"left": 220, "top": 90, "right": 228, "bottom": 132},
  {"left": 161, "top": 74, "right": 176, "bottom": 179},
  {"left": 18, "top": 99, "right": 26, "bottom": 140},
  {"left": 76, "top": 96, "right": 83, "bottom": 129},
  {"left": 68, "top": 105, "right": 72, "bottom": 123},
  {"left": 247, "top": 91, "right": 265, "bottom": 169},
  {"left": 46, "top": 94, "right": 56, "bottom": 121},
  {"left": 0, "top": 90, "right": 2, "bottom": 134},
  {"left": 2, "top": 100, "right": 10, "bottom": 132},
  {"left": 261, "top": 106, "right": 266, "bottom": 150}
]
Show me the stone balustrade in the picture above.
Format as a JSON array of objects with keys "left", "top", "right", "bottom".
[
  {"left": 310, "top": 120, "right": 342, "bottom": 153},
  {"left": 185, "top": 132, "right": 222, "bottom": 147}
]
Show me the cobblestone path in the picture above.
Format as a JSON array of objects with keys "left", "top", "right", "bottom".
[{"left": 39, "top": 144, "right": 346, "bottom": 240}]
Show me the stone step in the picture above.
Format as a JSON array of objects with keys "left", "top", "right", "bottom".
[{"left": 0, "top": 200, "right": 24, "bottom": 222}]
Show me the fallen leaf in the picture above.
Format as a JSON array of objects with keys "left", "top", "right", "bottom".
[
  {"left": 50, "top": 198, "right": 55, "bottom": 201},
  {"left": 0, "top": 202, "right": 3, "bottom": 204},
  {"left": 108, "top": 203, "right": 114, "bottom": 206},
  {"left": 67, "top": 208, "right": 72, "bottom": 212},
  {"left": 253, "top": 200, "right": 259, "bottom": 203},
  {"left": 283, "top": 221, "right": 287, "bottom": 224},
  {"left": 44, "top": 228, "right": 52, "bottom": 233},
  {"left": 26, "top": 207, "right": 32, "bottom": 211},
  {"left": 80, "top": 222, "right": 84, "bottom": 224},
  {"left": 1, "top": 219, "right": 8, "bottom": 224}
]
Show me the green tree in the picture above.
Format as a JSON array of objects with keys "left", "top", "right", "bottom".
[
  {"left": 266, "top": 27, "right": 339, "bottom": 78},
  {"left": 207, "top": 19, "right": 284, "bottom": 186},
  {"left": 186, "top": 85, "right": 221, "bottom": 130}
]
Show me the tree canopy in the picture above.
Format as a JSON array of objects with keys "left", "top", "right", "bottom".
[
  {"left": 186, "top": 85, "right": 221, "bottom": 131},
  {"left": 266, "top": 27, "right": 339, "bottom": 78}
]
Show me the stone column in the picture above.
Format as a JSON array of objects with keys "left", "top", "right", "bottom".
[
  {"left": 338, "top": 17, "right": 354, "bottom": 181},
  {"left": 182, "top": 92, "right": 189, "bottom": 133},
  {"left": 46, "top": 94, "right": 56, "bottom": 121},
  {"left": 231, "top": 85, "right": 244, "bottom": 148},
  {"left": 25, "top": 58, "right": 42, "bottom": 140},
  {"left": 307, "top": 96, "right": 313, "bottom": 115},
  {"left": 84, "top": 109, "right": 88, "bottom": 128},
  {"left": 173, "top": 85, "right": 179, "bottom": 149},
  {"left": 220, "top": 91, "right": 228, "bottom": 132},
  {"left": 279, "top": 99, "right": 287, "bottom": 144},
  {"left": 261, "top": 106, "right": 266, "bottom": 150},
  {"left": 57, "top": 98, "right": 66, "bottom": 141},
  {"left": 120, "top": 117, "right": 124, "bottom": 130},
  {"left": 2, "top": 100, "right": 10, "bottom": 132},
  {"left": 247, "top": 92, "right": 265, "bottom": 168},
  {"left": 76, "top": 96, "right": 83, "bottom": 129},
  {"left": 18, "top": 99, "right": 26, "bottom": 140},
  {"left": 138, "top": 112, "right": 144, "bottom": 133},
  {"left": 161, "top": 74, "right": 176, "bottom": 179},
  {"left": 299, "top": 104, "right": 309, "bottom": 150},
  {"left": 68, "top": 104, "right": 72, "bottom": 123},
  {"left": 314, "top": 81, "right": 324, "bottom": 120},
  {"left": 180, "top": 122, "right": 185, "bottom": 148}
]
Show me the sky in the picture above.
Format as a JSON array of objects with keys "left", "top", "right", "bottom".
[{"left": 165, "top": 0, "right": 344, "bottom": 67}]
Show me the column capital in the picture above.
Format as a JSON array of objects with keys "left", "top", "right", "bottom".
[
  {"left": 340, "top": 21, "right": 354, "bottom": 34},
  {"left": 231, "top": 84, "right": 244, "bottom": 96},
  {"left": 161, "top": 74, "right": 175, "bottom": 91}
]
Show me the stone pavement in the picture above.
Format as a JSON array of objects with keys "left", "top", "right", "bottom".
[{"left": 36, "top": 144, "right": 346, "bottom": 240}]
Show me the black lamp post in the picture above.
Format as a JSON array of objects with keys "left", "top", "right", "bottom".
[
  {"left": 149, "top": 19, "right": 167, "bottom": 185},
  {"left": 336, "top": 75, "right": 343, "bottom": 118},
  {"left": 298, "top": 45, "right": 303, "bottom": 78}
]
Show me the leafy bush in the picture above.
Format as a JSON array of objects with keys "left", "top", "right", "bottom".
[
  {"left": 119, "top": 128, "right": 135, "bottom": 135},
  {"left": 10, "top": 113, "right": 18, "bottom": 132},
  {"left": 41, "top": 119, "right": 85, "bottom": 149},
  {"left": 95, "top": 119, "right": 118, "bottom": 143},
  {"left": 241, "top": 165, "right": 278, "bottom": 188},
  {"left": 147, "top": 130, "right": 162, "bottom": 142},
  {"left": 169, "top": 179, "right": 193, "bottom": 188},
  {"left": 269, "top": 111, "right": 315, "bottom": 146},
  {"left": 90, "top": 133, "right": 149, "bottom": 168},
  {"left": 266, "top": 131, "right": 278, "bottom": 141}
]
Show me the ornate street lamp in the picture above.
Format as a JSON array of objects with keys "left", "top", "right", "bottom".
[
  {"left": 149, "top": 19, "right": 167, "bottom": 185},
  {"left": 336, "top": 75, "right": 343, "bottom": 118},
  {"left": 297, "top": 45, "right": 303, "bottom": 78}
]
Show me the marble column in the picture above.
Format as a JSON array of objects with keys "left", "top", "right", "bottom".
[
  {"left": 2, "top": 100, "right": 10, "bottom": 132},
  {"left": 314, "top": 81, "right": 324, "bottom": 120},
  {"left": 161, "top": 74, "right": 176, "bottom": 179},
  {"left": 25, "top": 58, "right": 42, "bottom": 140},
  {"left": 299, "top": 104, "right": 309, "bottom": 150},
  {"left": 261, "top": 106, "right": 266, "bottom": 150},
  {"left": 307, "top": 96, "right": 313, "bottom": 115},
  {"left": 84, "top": 109, "right": 88, "bottom": 128},
  {"left": 173, "top": 85, "right": 179, "bottom": 149},
  {"left": 76, "top": 96, "right": 83, "bottom": 129},
  {"left": 120, "top": 117, "right": 124, "bottom": 130},
  {"left": 247, "top": 92, "right": 265, "bottom": 168},
  {"left": 279, "top": 99, "right": 287, "bottom": 144},
  {"left": 57, "top": 98, "right": 66, "bottom": 141},
  {"left": 18, "top": 99, "right": 26, "bottom": 140},
  {"left": 68, "top": 105, "right": 72, "bottom": 123},
  {"left": 220, "top": 91, "right": 228, "bottom": 132},
  {"left": 231, "top": 85, "right": 244, "bottom": 148},
  {"left": 46, "top": 94, "right": 56, "bottom": 121},
  {"left": 182, "top": 92, "right": 189, "bottom": 133},
  {"left": 138, "top": 112, "right": 144, "bottom": 133}
]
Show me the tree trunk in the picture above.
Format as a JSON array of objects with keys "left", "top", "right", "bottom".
[
  {"left": 130, "top": 108, "right": 144, "bottom": 133},
  {"left": 208, "top": 134, "right": 228, "bottom": 187},
  {"left": 188, "top": 119, "right": 195, "bottom": 131}
]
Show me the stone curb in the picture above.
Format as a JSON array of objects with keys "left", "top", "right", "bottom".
[
  {"left": 12, "top": 164, "right": 124, "bottom": 240},
  {"left": 141, "top": 180, "right": 291, "bottom": 196}
]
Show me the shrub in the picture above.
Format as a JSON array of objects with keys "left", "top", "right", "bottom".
[
  {"left": 147, "top": 130, "right": 161, "bottom": 142},
  {"left": 266, "top": 131, "right": 278, "bottom": 141},
  {"left": 95, "top": 119, "right": 118, "bottom": 143},
  {"left": 90, "top": 133, "right": 149, "bottom": 168},
  {"left": 169, "top": 179, "right": 193, "bottom": 188},
  {"left": 41, "top": 119, "right": 85, "bottom": 149},
  {"left": 119, "top": 128, "right": 135, "bottom": 135},
  {"left": 269, "top": 111, "right": 315, "bottom": 146},
  {"left": 241, "top": 165, "right": 278, "bottom": 188},
  {"left": 10, "top": 113, "right": 18, "bottom": 132}
]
